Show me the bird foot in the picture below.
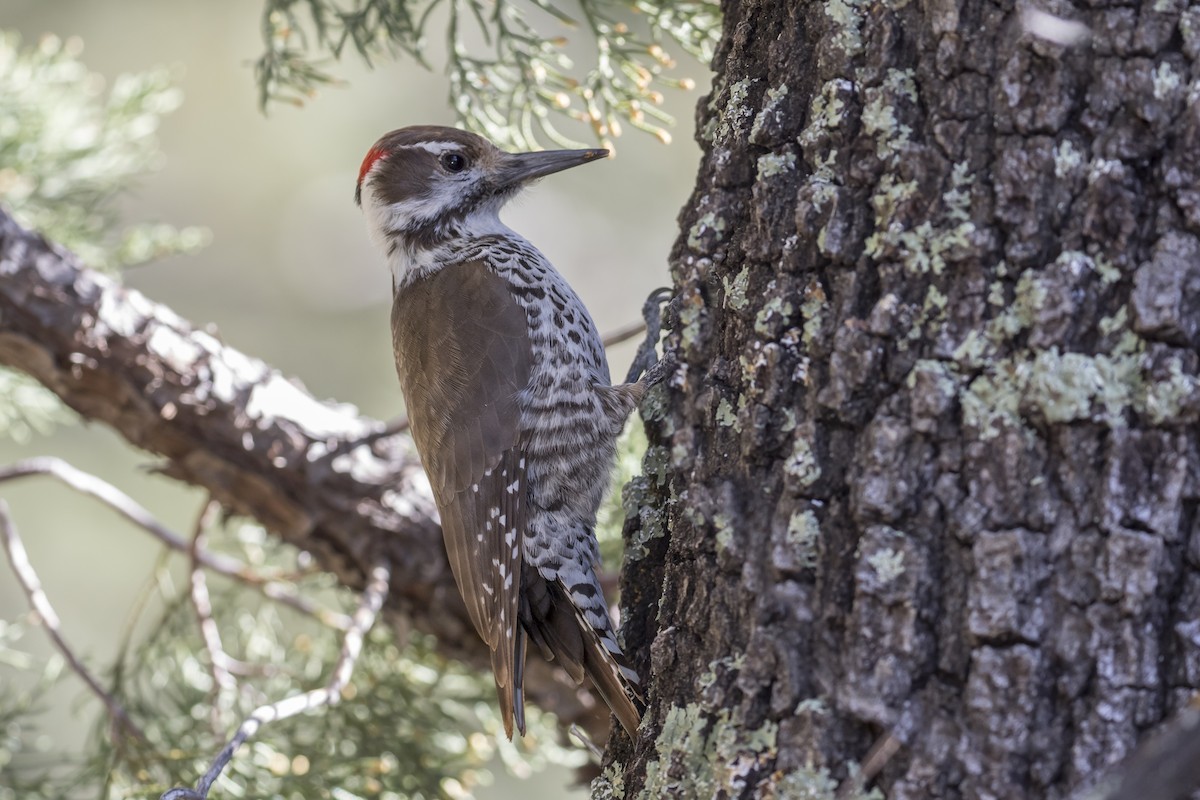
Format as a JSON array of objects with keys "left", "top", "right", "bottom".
[
  {"left": 624, "top": 287, "right": 678, "bottom": 385},
  {"left": 642, "top": 350, "right": 678, "bottom": 389}
]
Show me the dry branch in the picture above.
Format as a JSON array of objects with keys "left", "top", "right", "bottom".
[
  {"left": 0, "top": 500, "right": 145, "bottom": 741},
  {"left": 161, "top": 562, "right": 392, "bottom": 800},
  {"left": 0, "top": 206, "right": 613, "bottom": 741}
]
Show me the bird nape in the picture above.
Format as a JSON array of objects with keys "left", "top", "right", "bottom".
[{"left": 357, "top": 124, "right": 667, "bottom": 740}]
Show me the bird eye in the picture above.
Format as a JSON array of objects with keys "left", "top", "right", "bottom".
[{"left": 441, "top": 152, "right": 468, "bottom": 173}]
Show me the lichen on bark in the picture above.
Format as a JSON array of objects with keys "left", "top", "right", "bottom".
[{"left": 610, "top": 0, "right": 1200, "bottom": 796}]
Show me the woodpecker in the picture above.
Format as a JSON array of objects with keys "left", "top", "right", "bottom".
[{"left": 356, "top": 125, "right": 651, "bottom": 739}]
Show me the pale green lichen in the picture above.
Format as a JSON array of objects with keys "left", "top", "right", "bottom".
[
  {"left": 902, "top": 284, "right": 950, "bottom": 348},
  {"left": 1092, "top": 253, "right": 1121, "bottom": 285},
  {"left": 772, "top": 765, "right": 883, "bottom": 800},
  {"left": 750, "top": 83, "right": 790, "bottom": 140},
  {"left": 698, "top": 654, "right": 745, "bottom": 691},
  {"left": 784, "top": 435, "right": 821, "bottom": 487},
  {"left": 799, "top": 79, "right": 851, "bottom": 150},
  {"left": 727, "top": 78, "right": 755, "bottom": 117},
  {"left": 924, "top": 285, "right": 949, "bottom": 315},
  {"left": 724, "top": 266, "right": 751, "bottom": 311},
  {"left": 866, "top": 161, "right": 976, "bottom": 276},
  {"left": 640, "top": 382, "right": 671, "bottom": 425},
  {"left": 957, "top": 337, "right": 1200, "bottom": 439},
  {"left": 953, "top": 330, "right": 990, "bottom": 368},
  {"left": 801, "top": 280, "right": 827, "bottom": 349},
  {"left": 1099, "top": 306, "right": 1128, "bottom": 337},
  {"left": 866, "top": 546, "right": 906, "bottom": 584},
  {"left": 678, "top": 293, "right": 706, "bottom": 350},
  {"left": 755, "top": 294, "right": 796, "bottom": 336},
  {"left": 825, "top": 0, "right": 868, "bottom": 57},
  {"left": 960, "top": 371, "right": 1023, "bottom": 440},
  {"left": 1143, "top": 356, "right": 1197, "bottom": 423},
  {"left": 757, "top": 150, "right": 797, "bottom": 180},
  {"left": 905, "top": 359, "right": 960, "bottom": 397},
  {"left": 1027, "top": 349, "right": 1115, "bottom": 423},
  {"left": 781, "top": 407, "right": 798, "bottom": 432},
  {"left": 704, "top": 76, "right": 758, "bottom": 143},
  {"left": 688, "top": 210, "right": 728, "bottom": 251},
  {"left": 861, "top": 69, "right": 916, "bottom": 159},
  {"left": 1153, "top": 62, "right": 1181, "bottom": 100},
  {"left": 981, "top": 256, "right": 1119, "bottom": 355},
  {"left": 638, "top": 446, "right": 671, "bottom": 493},
  {"left": 864, "top": 175, "right": 918, "bottom": 255},
  {"left": 944, "top": 161, "right": 975, "bottom": 220},
  {"left": 1089, "top": 156, "right": 1125, "bottom": 182},
  {"left": 639, "top": 704, "right": 779, "bottom": 800},
  {"left": 773, "top": 767, "right": 838, "bottom": 799},
  {"left": 592, "top": 765, "right": 625, "bottom": 800},
  {"left": 987, "top": 279, "right": 1006, "bottom": 308},
  {"left": 787, "top": 510, "right": 821, "bottom": 569},
  {"left": 716, "top": 397, "right": 738, "bottom": 427},
  {"left": 1054, "top": 140, "right": 1083, "bottom": 179},
  {"left": 740, "top": 342, "right": 772, "bottom": 392},
  {"left": 637, "top": 696, "right": 876, "bottom": 799},
  {"left": 640, "top": 705, "right": 711, "bottom": 798},
  {"left": 1054, "top": 250, "right": 1120, "bottom": 286},
  {"left": 622, "top": 475, "right": 666, "bottom": 559},
  {"left": 714, "top": 511, "right": 735, "bottom": 552},
  {"left": 990, "top": 268, "right": 1050, "bottom": 341}
]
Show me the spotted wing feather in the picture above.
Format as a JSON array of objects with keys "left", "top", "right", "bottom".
[{"left": 391, "top": 260, "right": 532, "bottom": 737}]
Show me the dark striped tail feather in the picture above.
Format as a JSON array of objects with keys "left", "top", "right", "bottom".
[
  {"left": 516, "top": 564, "right": 642, "bottom": 738},
  {"left": 492, "top": 626, "right": 528, "bottom": 739}
]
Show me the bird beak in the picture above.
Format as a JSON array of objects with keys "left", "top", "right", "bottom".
[{"left": 495, "top": 148, "right": 609, "bottom": 188}]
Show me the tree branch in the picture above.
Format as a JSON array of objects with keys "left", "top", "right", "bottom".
[{"left": 0, "top": 206, "right": 613, "bottom": 741}]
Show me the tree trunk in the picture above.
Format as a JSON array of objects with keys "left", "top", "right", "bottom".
[{"left": 608, "top": 0, "right": 1200, "bottom": 797}]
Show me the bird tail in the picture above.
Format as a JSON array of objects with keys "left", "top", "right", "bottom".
[
  {"left": 493, "top": 627, "right": 527, "bottom": 739},
  {"left": 572, "top": 603, "right": 642, "bottom": 737},
  {"left": 519, "top": 564, "right": 642, "bottom": 738}
]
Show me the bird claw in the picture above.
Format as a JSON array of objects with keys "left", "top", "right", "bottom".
[
  {"left": 624, "top": 287, "right": 679, "bottom": 385},
  {"left": 642, "top": 351, "right": 678, "bottom": 389}
]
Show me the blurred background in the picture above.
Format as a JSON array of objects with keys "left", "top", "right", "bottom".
[{"left": 0, "top": 0, "right": 707, "bottom": 796}]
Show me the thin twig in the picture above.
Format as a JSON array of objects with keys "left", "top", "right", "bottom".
[
  {"left": 0, "top": 458, "right": 352, "bottom": 630},
  {"left": 837, "top": 731, "right": 901, "bottom": 799},
  {"left": 568, "top": 723, "right": 603, "bottom": 762},
  {"left": 603, "top": 318, "right": 649, "bottom": 350},
  {"left": 0, "top": 500, "right": 146, "bottom": 742},
  {"left": 188, "top": 498, "right": 238, "bottom": 727},
  {"left": 160, "top": 561, "right": 392, "bottom": 800}
]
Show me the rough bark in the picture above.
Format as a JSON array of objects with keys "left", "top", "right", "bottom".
[
  {"left": 0, "top": 207, "right": 614, "bottom": 740},
  {"left": 608, "top": 0, "right": 1200, "bottom": 797}
]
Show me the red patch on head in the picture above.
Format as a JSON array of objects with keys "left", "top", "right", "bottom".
[{"left": 357, "top": 145, "right": 390, "bottom": 192}]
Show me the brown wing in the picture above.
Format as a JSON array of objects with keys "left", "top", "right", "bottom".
[{"left": 391, "top": 261, "right": 532, "bottom": 737}]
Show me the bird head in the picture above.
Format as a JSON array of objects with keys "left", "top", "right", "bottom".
[{"left": 355, "top": 125, "right": 607, "bottom": 280}]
